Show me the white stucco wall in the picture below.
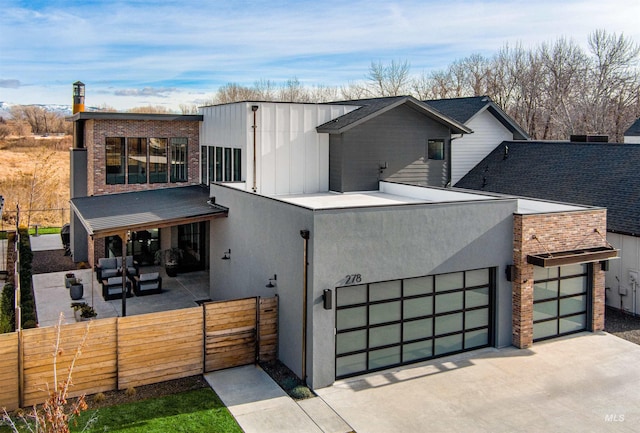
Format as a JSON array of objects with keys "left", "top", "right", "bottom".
[
  {"left": 606, "top": 232, "right": 640, "bottom": 315},
  {"left": 451, "top": 110, "right": 514, "bottom": 185}
]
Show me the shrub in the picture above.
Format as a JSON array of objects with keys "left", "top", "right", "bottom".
[
  {"left": 0, "top": 283, "right": 15, "bottom": 333},
  {"left": 17, "top": 228, "right": 37, "bottom": 329},
  {"left": 93, "top": 392, "right": 106, "bottom": 404},
  {"left": 125, "top": 387, "right": 137, "bottom": 397}
]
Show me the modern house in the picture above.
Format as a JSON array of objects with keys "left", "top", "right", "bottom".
[
  {"left": 456, "top": 140, "right": 638, "bottom": 316},
  {"left": 68, "top": 94, "right": 616, "bottom": 389},
  {"left": 424, "top": 96, "right": 530, "bottom": 184},
  {"left": 624, "top": 118, "right": 640, "bottom": 143}
]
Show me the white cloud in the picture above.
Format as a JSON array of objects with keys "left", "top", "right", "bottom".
[{"left": 1, "top": 0, "right": 639, "bottom": 109}]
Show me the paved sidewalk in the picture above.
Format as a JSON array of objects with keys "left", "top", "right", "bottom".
[
  {"left": 30, "top": 233, "right": 63, "bottom": 251},
  {"left": 205, "top": 365, "right": 353, "bottom": 433}
]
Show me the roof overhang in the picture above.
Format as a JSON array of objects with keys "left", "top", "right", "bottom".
[
  {"left": 66, "top": 112, "right": 203, "bottom": 122},
  {"left": 317, "top": 96, "right": 472, "bottom": 135},
  {"left": 526, "top": 246, "right": 619, "bottom": 268},
  {"left": 70, "top": 185, "right": 227, "bottom": 238}
]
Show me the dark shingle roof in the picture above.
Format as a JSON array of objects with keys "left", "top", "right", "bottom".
[
  {"left": 317, "top": 96, "right": 471, "bottom": 134},
  {"left": 424, "top": 96, "right": 490, "bottom": 124},
  {"left": 456, "top": 141, "right": 640, "bottom": 235},
  {"left": 71, "top": 185, "right": 226, "bottom": 237},
  {"left": 624, "top": 118, "right": 640, "bottom": 137},
  {"left": 424, "top": 96, "right": 529, "bottom": 139}
]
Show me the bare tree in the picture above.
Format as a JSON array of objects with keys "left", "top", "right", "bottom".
[
  {"left": 581, "top": 29, "right": 640, "bottom": 140},
  {"left": 179, "top": 104, "right": 199, "bottom": 114},
  {"left": 366, "top": 59, "right": 411, "bottom": 96},
  {"left": 128, "top": 105, "right": 174, "bottom": 114}
]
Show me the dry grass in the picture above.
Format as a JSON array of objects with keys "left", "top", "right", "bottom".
[{"left": 0, "top": 136, "right": 71, "bottom": 228}]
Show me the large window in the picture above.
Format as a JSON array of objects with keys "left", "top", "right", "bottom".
[
  {"left": 204, "top": 146, "right": 242, "bottom": 183},
  {"left": 170, "top": 137, "right": 188, "bottom": 182},
  {"left": 106, "top": 136, "right": 188, "bottom": 185},
  {"left": 105, "top": 137, "right": 125, "bottom": 184},
  {"left": 127, "top": 138, "right": 147, "bottom": 184},
  {"left": 149, "top": 138, "right": 168, "bottom": 183},
  {"left": 201, "top": 146, "right": 208, "bottom": 185}
]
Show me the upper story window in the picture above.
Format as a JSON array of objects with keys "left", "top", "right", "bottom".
[
  {"left": 202, "top": 146, "right": 241, "bottom": 184},
  {"left": 150, "top": 138, "right": 168, "bottom": 183},
  {"left": 427, "top": 139, "right": 445, "bottom": 160},
  {"left": 106, "top": 137, "right": 125, "bottom": 184},
  {"left": 105, "top": 137, "right": 188, "bottom": 185},
  {"left": 170, "top": 138, "right": 188, "bottom": 182},
  {"left": 128, "top": 138, "right": 147, "bottom": 184}
]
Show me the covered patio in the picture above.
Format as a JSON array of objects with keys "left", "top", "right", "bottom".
[{"left": 32, "top": 265, "right": 211, "bottom": 328}]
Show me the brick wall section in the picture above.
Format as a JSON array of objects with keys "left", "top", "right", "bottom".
[
  {"left": 81, "top": 118, "right": 201, "bottom": 264},
  {"left": 512, "top": 209, "right": 608, "bottom": 348},
  {"left": 86, "top": 119, "right": 201, "bottom": 196}
]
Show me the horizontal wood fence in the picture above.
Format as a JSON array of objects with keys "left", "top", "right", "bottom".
[{"left": 0, "top": 296, "right": 277, "bottom": 410}]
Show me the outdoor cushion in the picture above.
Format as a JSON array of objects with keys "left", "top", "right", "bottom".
[
  {"left": 135, "top": 272, "right": 162, "bottom": 296},
  {"left": 116, "top": 256, "right": 138, "bottom": 276}
]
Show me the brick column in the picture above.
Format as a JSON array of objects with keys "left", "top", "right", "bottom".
[{"left": 512, "top": 210, "right": 608, "bottom": 348}]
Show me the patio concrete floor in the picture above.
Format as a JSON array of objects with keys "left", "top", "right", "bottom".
[{"left": 29, "top": 234, "right": 211, "bottom": 327}]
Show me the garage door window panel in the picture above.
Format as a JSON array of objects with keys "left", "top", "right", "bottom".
[
  {"left": 466, "top": 287, "right": 489, "bottom": 308},
  {"left": 404, "top": 296, "right": 433, "bottom": 319},
  {"left": 435, "top": 291, "right": 464, "bottom": 314},
  {"left": 336, "top": 306, "right": 367, "bottom": 330},
  {"left": 435, "top": 312, "right": 463, "bottom": 335},
  {"left": 370, "top": 280, "right": 401, "bottom": 301},
  {"left": 336, "top": 330, "right": 367, "bottom": 355},
  {"left": 403, "top": 340, "right": 433, "bottom": 362},
  {"left": 404, "top": 276, "right": 433, "bottom": 296},
  {"left": 369, "top": 301, "right": 400, "bottom": 325},
  {"left": 337, "top": 284, "right": 367, "bottom": 306},
  {"left": 435, "top": 334, "right": 463, "bottom": 355},
  {"left": 465, "top": 329, "right": 489, "bottom": 348},
  {"left": 435, "top": 272, "right": 463, "bottom": 292},
  {"left": 369, "top": 324, "right": 401, "bottom": 348},
  {"left": 403, "top": 318, "right": 433, "bottom": 341},
  {"left": 369, "top": 347, "right": 400, "bottom": 370},
  {"left": 336, "top": 353, "right": 367, "bottom": 377}
]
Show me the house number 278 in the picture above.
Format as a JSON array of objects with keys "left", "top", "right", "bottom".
[{"left": 344, "top": 274, "right": 362, "bottom": 285}]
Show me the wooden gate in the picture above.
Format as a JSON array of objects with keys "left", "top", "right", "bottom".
[{"left": 204, "top": 296, "right": 278, "bottom": 372}]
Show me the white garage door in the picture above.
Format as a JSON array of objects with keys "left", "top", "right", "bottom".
[{"left": 335, "top": 268, "right": 495, "bottom": 379}]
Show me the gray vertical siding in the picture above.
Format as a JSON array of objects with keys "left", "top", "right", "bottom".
[{"left": 329, "top": 105, "right": 451, "bottom": 192}]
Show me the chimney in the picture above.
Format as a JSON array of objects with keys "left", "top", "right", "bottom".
[{"left": 72, "top": 81, "right": 85, "bottom": 114}]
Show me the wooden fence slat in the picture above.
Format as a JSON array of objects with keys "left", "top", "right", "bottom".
[{"left": 0, "top": 296, "right": 278, "bottom": 408}]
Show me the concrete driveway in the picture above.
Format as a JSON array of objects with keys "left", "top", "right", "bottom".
[{"left": 316, "top": 332, "right": 639, "bottom": 433}]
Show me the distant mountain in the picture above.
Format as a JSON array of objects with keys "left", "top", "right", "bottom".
[{"left": 0, "top": 101, "right": 73, "bottom": 119}]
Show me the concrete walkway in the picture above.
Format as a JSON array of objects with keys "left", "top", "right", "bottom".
[
  {"left": 205, "top": 365, "right": 353, "bottom": 433},
  {"left": 29, "top": 233, "right": 63, "bottom": 251}
]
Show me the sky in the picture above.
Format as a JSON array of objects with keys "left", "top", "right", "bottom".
[{"left": 1, "top": 0, "right": 639, "bottom": 111}]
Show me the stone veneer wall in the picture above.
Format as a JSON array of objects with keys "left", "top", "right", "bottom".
[
  {"left": 85, "top": 119, "right": 201, "bottom": 196},
  {"left": 512, "top": 210, "right": 607, "bottom": 348}
]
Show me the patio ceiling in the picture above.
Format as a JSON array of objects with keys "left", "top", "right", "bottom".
[{"left": 70, "top": 185, "right": 227, "bottom": 238}]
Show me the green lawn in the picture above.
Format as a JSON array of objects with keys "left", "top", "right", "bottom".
[
  {"left": 28, "top": 226, "right": 61, "bottom": 236},
  {"left": 1, "top": 388, "right": 242, "bottom": 433}
]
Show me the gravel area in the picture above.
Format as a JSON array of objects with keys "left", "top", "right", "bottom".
[
  {"left": 31, "top": 249, "right": 79, "bottom": 274},
  {"left": 604, "top": 306, "right": 640, "bottom": 345}
]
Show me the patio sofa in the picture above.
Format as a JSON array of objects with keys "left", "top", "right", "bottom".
[
  {"left": 101, "top": 276, "right": 133, "bottom": 301},
  {"left": 96, "top": 256, "right": 139, "bottom": 281}
]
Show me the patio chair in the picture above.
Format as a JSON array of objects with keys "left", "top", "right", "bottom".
[
  {"left": 134, "top": 272, "right": 162, "bottom": 296},
  {"left": 101, "top": 276, "right": 133, "bottom": 301}
]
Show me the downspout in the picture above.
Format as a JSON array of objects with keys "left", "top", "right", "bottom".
[
  {"left": 251, "top": 105, "right": 259, "bottom": 192},
  {"left": 300, "top": 229, "right": 310, "bottom": 383}
]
